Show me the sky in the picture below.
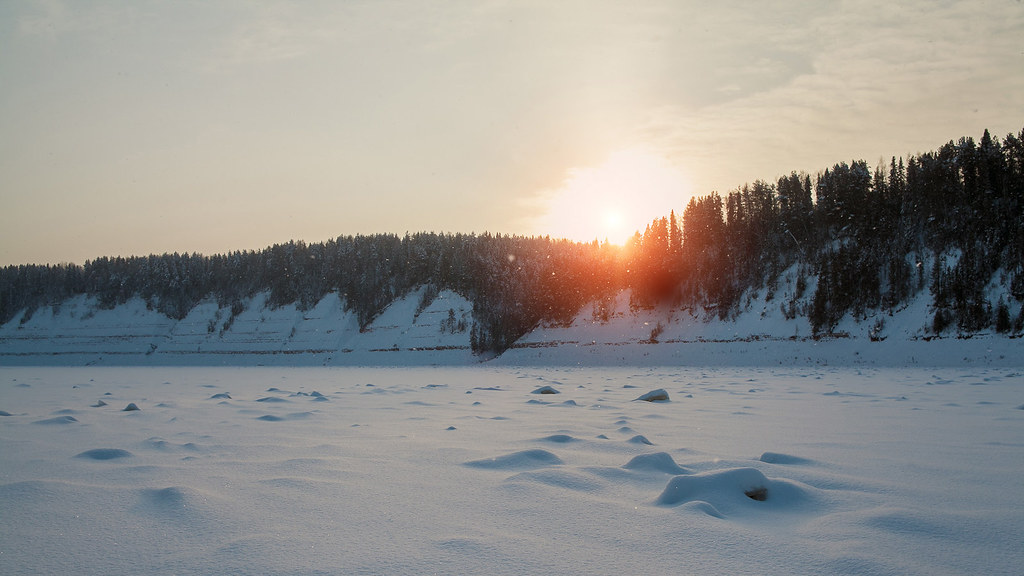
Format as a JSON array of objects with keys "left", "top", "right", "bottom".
[{"left": 1, "top": 0, "right": 1022, "bottom": 266}]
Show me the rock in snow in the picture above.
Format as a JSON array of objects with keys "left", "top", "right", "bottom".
[{"left": 531, "top": 386, "right": 560, "bottom": 395}]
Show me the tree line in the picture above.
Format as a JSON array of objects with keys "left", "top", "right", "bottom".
[
  {"left": 0, "top": 233, "right": 617, "bottom": 353},
  {"left": 625, "top": 127, "right": 1024, "bottom": 336},
  {"left": 2, "top": 127, "right": 1022, "bottom": 352}
]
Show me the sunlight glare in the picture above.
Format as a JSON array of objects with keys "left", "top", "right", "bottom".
[
  {"left": 531, "top": 148, "right": 691, "bottom": 245},
  {"left": 602, "top": 210, "right": 622, "bottom": 230}
]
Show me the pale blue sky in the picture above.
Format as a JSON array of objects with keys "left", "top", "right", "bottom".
[{"left": 2, "top": 0, "right": 1021, "bottom": 265}]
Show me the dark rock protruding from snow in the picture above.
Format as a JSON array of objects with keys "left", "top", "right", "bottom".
[
  {"left": 635, "top": 389, "right": 670, "bottom": 402},
  {"left": 532, "top": 386, "right": 560, "bottom": 395},
  {"left": 744, "top": 486, "right": 768, "bottom": 501},
  {"left": 123, "top": 403, "right": 140, "bottom": 412}
]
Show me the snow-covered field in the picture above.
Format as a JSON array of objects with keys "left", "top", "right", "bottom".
[{"left": 2, "top": 365, "right": 1021, "bottom": 575}]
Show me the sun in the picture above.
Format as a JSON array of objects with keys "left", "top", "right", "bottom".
[
  {"left": 531, "top": 148, "right": 691, "bottom": 245},
  {"left": 602, "top": 209, "right": 622, "bottom": 230},
  {"left": 599, "top": 209, "right": 628, "bottom": 246}
]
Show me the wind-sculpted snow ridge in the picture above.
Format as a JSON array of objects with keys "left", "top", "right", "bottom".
[
  {"left": 464, "top": 449, "right": 564, "bottom": 470},
  {"left": 32, "top": 415, "right": 79, "bottom": 425},
  {"left": 1, "top": 366, "right": 1022, "bottom": 575}
]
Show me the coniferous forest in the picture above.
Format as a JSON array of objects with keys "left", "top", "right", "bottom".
[{"left": 3, "top": 127, "right": 1023, "bottom": 353}]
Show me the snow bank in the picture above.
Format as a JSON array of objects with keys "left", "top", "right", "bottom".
[
  {"left": 0, "top": 288, "right": 476, "bottom": 366},
  {"left": 497, "top": 288, "right": 1023, "bottom": 367},
  {"left": 1, "top": 286, "right": 1021, "bottom": 367}
]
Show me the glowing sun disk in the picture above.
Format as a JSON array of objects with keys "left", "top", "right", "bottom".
[{"left": 533, "top": 148, "right": 691, "bottom": 245}]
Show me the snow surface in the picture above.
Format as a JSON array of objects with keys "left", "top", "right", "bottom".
[{"left": 1, "top": 365, "right": 1022, "bottom": 575}]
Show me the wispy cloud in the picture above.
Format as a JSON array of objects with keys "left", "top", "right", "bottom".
[
  {"left": 638, "top": 0, "right": 1024, "bottom": 193},
  {"left": 202, "top": 4, "right": 339, "bottom": 71},
  {"left": 15, "top": 0, "right": 130, "bottom": 39}
]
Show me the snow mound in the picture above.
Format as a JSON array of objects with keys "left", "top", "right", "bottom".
[
  {"left": 75, "top": 448, "right": 133, "bottom": 460},
  {"left": 622, "top": 452, "right": 690, "bottom": 475},
  {"left": 142, "top": 438, "right": 173, "bottom": 451},
  {"left": 122, "top": 403, "right": 140, "bottom": 411},
  {"left": 655, "top": 467, "right": 812, "bottom": 516},
  {"left": 537, "top": 434, "right": 578, "bottom": 443},
  {"left": 635, "top": 389, "right": 670, "bottom": 402},
  {"left": 256, "top": 412, "right": 313, "bottom": 422},
  {"left": 627, "top": 434, "right": 654, "bottom": 445},
  {"left": 506, "top": 469, "right": 606, "bottom": 493},
  {"left": 33, "top": 415, "right": 78, "bottom": 425},
  {"left": 256, "top": 396, "right": 288, "bottom": 403},
  {"left": 759, "top": 452, "right": 815, "bottom": 465},
  {"left": 134, "top": 486, "right": 218, "bottom": 522},
  {"left": 464, "top": 449, "right": 564, "bottom": 470},
  {"left": 532, "top": 386, "right": 560, "bottom": 394}
]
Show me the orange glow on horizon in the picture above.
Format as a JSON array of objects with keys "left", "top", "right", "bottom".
[{"left": 531, "top": 148, "right": 691, "bottom": 246}]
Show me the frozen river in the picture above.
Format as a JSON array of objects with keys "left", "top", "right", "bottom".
[{"left": 1, "top": 366, "right": 1022, "bottom": 575}]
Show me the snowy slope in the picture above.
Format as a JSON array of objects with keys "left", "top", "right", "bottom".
[
  {"left": 1, "top": 281, "right": 1021, "bottom": 366},
  {"left": 502, "top": 278, "right": 1023, "bottom": 367},
  {"left": 0, "top": 289, "right": 475, "bottom": 366}
]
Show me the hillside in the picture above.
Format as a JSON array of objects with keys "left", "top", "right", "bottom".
[
  {"left": 0, "top": 288, "right": 475, "bottom": 366},
  {"left": 2, "top": 126, "right": 1022, "bottom": 363},
  {"left": 1, "top": 277, "right": 1019, "bottom": 367}
]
